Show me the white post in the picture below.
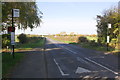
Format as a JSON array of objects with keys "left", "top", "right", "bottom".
[{"left": 107, "top": 23, "right": 111, "bottom": 51}]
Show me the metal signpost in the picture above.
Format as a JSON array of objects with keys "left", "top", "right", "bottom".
[
  {"left": 11, "top": 9, "right": 19, "bottom": 58},
  {"left": 13, "top": 9, "right": 20, "bottom": 17}
]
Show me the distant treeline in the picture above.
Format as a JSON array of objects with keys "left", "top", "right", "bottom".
[{"left": 46, "top": 34, "right": 97, "bottom": 43}]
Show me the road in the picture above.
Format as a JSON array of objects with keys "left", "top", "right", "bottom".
[
  {"left": 44, "top": 38, "right": 119, "bottom": 78},
  {"left": 10, "top": 38, "right": 119, "bottom": 79}
]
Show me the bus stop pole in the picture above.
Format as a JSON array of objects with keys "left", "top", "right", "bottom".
[{"left": 12, "top": 9, "right": 15, "bottom": 59}]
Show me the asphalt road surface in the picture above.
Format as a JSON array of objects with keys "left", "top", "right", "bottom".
[{"left": 10, "top": 37, "right": 119, "bottom": 79}]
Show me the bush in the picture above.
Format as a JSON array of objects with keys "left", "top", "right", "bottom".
[
  {"left": 2, "top": 34, "right": 10, "bottom": 48},
  {"left": 89, "top": 40, "right": 98, "bottom": 46},
  {"left": 78, "top": 36, "right": 88, "bottom": 43},
  {"left": 17, "top": 33, "right": 28, "bottom": 44}
]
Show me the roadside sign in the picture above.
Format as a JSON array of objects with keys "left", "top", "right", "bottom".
[
  {"left": 11, "top": 32, "right": 15, "bottom": 45},
  {"left": 13, "top": 9, "right": 20, "bottom": 17},
  {"left": 108, "top": 24, "right": 111, "bottom": 28},
  {"left": 107, "top": 36, "right": 110, "bottom": 43},
  {"left": 8, "top": 27, "right": 15, "bottom": 32}
]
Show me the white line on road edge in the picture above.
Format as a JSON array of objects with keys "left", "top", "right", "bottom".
[
  {"left": 85, "top": 58, "right": 118, "bottom": 75},
  {"left": 53, "top": 59, "right": 69, "bottom": 76}
]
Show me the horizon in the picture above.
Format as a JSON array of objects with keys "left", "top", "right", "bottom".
[{"left": 15, "top": 2, "right": 117, "bottom": 35}]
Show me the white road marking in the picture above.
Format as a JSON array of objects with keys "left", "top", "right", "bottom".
[
  {"left": 64, "top": 47, "right": 77, "bottom": 54},
  {"left": 76, "top": 57, "right": 89, "bottom": 64},
  {"left": 53, "top": 59, "right": 69, "bottom": 76},
  {"left": 88, "top": 56, "right": 104, "bottom": 59},
  {"left": 54, "top": 44, "right": 78, "bottom": 54},
  {"left": 59, "top": 45, "right": 78, "bottom": 54},
  {"left": 75, "top": 67, "right": 91, "bottom": 74},
  {"left": 51, "top": 40, "right": 118, "bottom": 75},
  {"left": 85, "top": 58, "right": 118, "bottom": 75}
]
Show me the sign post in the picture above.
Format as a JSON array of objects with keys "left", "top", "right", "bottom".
[
  {"left": 11, "top": 9, "right": 19, "bottom": 58},
  {"left": 11, "top": 32, "right": 15, "bottom": 45},
  {"left": 13, "top": 9, "right": 20, "bottom": 17},
  {"left": 107, "top": 23, "right": 111, "bottom": 51}
]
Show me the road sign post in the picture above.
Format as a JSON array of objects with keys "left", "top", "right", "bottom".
[
  {"left": 11, "top": 9, "right": 20, "bottom": 59},
  {"left": 12, "top": 9, "right": 14, "bottom": 58},
  {"left": 107, "top": 23, "right": 111, "bottom": 51}
]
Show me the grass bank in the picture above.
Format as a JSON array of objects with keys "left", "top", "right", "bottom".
[
  {"left": 2, "top": 36, "right": 45, "bottom": 78},
  {"left": 69, "top": 42, "right": 114, "bottom": 52},
  {"left": 15, "top": 37, "right": 44, "bottom": 49},
  {"left": 2, "top": 52, "right": 25, "bottom": 77}
]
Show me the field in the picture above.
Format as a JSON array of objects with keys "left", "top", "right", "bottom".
[
  {"left": 46, "top": 35, "right": 115, "bottom": 52},
  {"left": 47, "top": 35, "right": 97, "bottom": 43}
]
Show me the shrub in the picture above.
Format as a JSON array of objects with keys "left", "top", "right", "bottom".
[
  {"left": 17, "top": 33, "right": 28, "bottom": 44},
  {"left": 2, "top": 34, "right": 10, "bottom": 48},
  {"left": 78, "top": 36, "right": 88, "bottom": 43},
  {"left": 89, "top": 40, "right": 98, "bottom": 46}
]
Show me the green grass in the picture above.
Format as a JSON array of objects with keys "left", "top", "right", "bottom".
[
  {"left": 2, "top": 36, "right": 45, "bottom": 78},
  {"left": 15, "top": 35, "right": 19, "bottom": 42},
  {"left": 15, "top": 37, "right": 44, "bottom": 49},
  {"left": 86, "top": 36, "right": 98, "bottom": 42},
  {"left": 16, "top": 40, "right": 44, "bottom": 49},
  {"left": 63, "top": 41, "right": 72, "bottom": 43},
  {"left": 48, "top": 36, "right": 114, "bottom": 52},
  {"left": 47, "top": 35, "right": 117, "bottom": 53},
  {"left": 2, "top": 52, "right": 25, "bottom": 77},
  {"left": 78, "top": 42, "right": 114, "bottom": 52}
]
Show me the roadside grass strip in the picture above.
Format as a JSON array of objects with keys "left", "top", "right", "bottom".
[{"left": 2, "top": 52, "right": 25, "bottom": 77}]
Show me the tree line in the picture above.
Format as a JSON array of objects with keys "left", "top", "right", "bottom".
[
  {"left": 2, "top": 2, "right": 42, "bottom": 48},
  {"left": 96, "top": 5, "right": 120, "bottom": 50},
  {"left": 2, "top": 2, "right": 42, "bottom": 31}
]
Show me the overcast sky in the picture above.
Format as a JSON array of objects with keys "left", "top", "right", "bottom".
[{"left": 16, "top": 1, "right": 117, "bottom": 35}]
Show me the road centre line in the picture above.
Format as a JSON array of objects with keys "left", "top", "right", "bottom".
[
  {"left": 57, "top": 44, "right": 118, "bottom": 75},
  {"left": 53, "top": 59, "right": 69, "bottom": 76},
  {"left": 85, "top": 57, "right": 118, "bottom": 75},
  {"left": 64, "top": 47, "right": 77, "bottom": 54},
  {"left": 58, "top": 45, "right": 78, "bottom": 54},
  {"left": 54, "top": 43, "right": 118, "bottom": 75},
  {"left": 76, "top": 57, "right": 89, "bottom": 64}
]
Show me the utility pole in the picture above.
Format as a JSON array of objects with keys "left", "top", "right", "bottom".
[{"left": 42, "top": 37, "right": 48, "bottom": 78}]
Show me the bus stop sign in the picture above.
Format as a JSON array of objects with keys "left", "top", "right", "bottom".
[{"left": 8, "top": 27, "right": 15, "bottom": 32}]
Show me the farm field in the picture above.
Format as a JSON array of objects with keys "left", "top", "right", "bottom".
[{"left": 46, "top": 35, "right": 116, "bottom": 53}]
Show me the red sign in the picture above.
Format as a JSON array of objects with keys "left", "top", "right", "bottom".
[{"left": 8, "top": 27, "right": 15, "bottom": 32}]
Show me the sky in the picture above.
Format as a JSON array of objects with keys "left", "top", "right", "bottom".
[{"left": 15, "top": 1, "right": 118, "bottom": 35}]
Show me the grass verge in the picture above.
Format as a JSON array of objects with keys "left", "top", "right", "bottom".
[
  {"left": 49, "top": 37, "right": 114, "bottom": 52},
  {"left": 74, "top": 42, "right": 114, "bottom": 52},
  {"left": 2, "top": 52, "right": 25, "bottom": 78},
  {"left": 16, "top": 39, "right": 44, "bottom": 49},
  {"left": 2, "top": 37, "right": 45, "bottom": 78}
]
